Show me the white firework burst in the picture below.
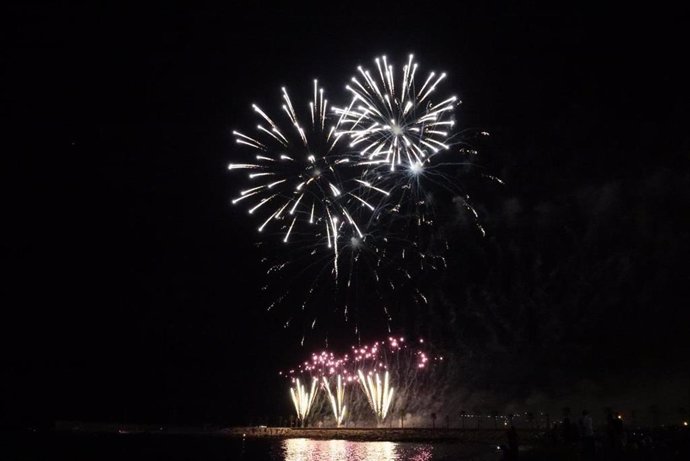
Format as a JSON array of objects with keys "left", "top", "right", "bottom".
[
  {"left": 334, "top": 54, "right": 459, "bottom": 176},
  {"left": 228, "top": 80, "right": 381, "bottom": 276},
  {"left": 226, "top": 57, "right": 496, "bottom": 343}
]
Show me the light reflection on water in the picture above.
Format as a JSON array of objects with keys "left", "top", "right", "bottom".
[{"left": 282, "top": 438, "right": 433, "bottom": 461}]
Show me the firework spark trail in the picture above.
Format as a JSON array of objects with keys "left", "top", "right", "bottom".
[
  {"left": 358, "top": 369, "right": 394, "bottom": 423},
  {"left": 290, "top": 377, "right": 318, "bottom": 426},
  {"left": 322, "top": 375, "right": 347, "bottom": 427}
]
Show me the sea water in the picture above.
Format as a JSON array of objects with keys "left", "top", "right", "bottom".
[{"left": 4, "top": 431, "right": 498, "bottom": 460}]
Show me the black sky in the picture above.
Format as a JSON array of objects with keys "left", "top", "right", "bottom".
[{"left": 2, "top": 2, "right": 689, "bottom": 426}]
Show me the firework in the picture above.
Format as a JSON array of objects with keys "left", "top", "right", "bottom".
[
  {"left": 289, "top": 377, "right": 318, "bottom": 426},
  {"left": 331, "top": 54, "right": 493, "bottom": 244},
  {"left": 358, "top": 369, "right": 394, "bottom": 422},
  {"left": 227, "top": 56, "right": 495, "bottom": 343},
  {"left": 228, "top": 80, "right": 374, "bottom": 256},
  {"left": 227, "top": 80, "right": 393, "bottom": 339},
  {"left": 334, "top": 54, "right": 458, "bottom": 175},
  {"left": 282, "top": 336, "right": 445, "bottom": 426},
  {"left": 322, "top": 375, "right": 347, "bottom": 427}
]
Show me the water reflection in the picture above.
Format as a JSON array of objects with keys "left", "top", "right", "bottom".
[{"left": 282, "top": 438, "right": 433, "bottom": 461}]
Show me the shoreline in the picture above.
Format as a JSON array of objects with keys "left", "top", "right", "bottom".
[
  {"left": 53, "top": 422, "right": 538, "bottom": 443},
  {"left": 224, "top": 427, "right": 534, "bottom": 443}
]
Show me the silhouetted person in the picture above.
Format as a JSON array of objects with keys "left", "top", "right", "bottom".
[
  {"left": 506, "top": 424, "right": 519, "bottom": 460},
  {"left": 606, "top": 411, "right": 625, "bottom": 457},
  {"left": 549, "top": 421, "right": 560, "bottom": 444},
  {"left": 579, "top": 410, "right": 595, "bottom": 459},
  {"left": 612, "top": 412, "right": 625, "bottom": 450},
  {"left": 561, "top": 416, "right": 577, "bottom": 446}
]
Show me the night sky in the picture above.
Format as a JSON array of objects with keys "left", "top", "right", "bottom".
[{"left": 3, "top": 2, "right": 689, "bottom": 427}]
